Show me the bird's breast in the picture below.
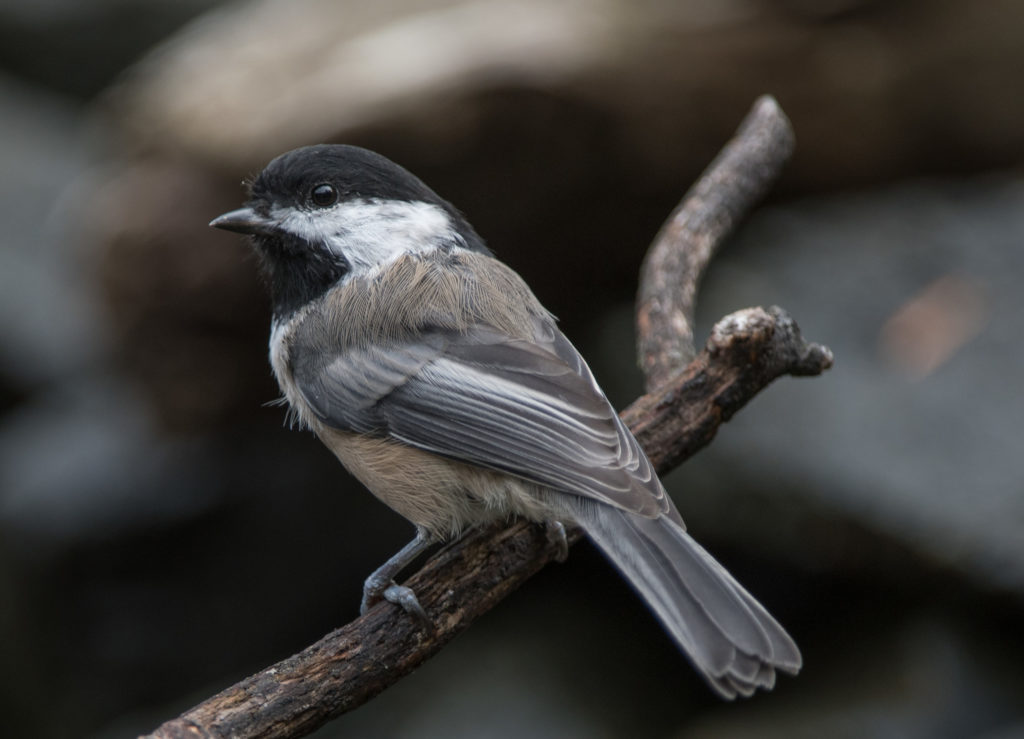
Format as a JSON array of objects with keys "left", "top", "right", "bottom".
[{"left": 269, "top": 312, "right": 322, "bottom": 431}]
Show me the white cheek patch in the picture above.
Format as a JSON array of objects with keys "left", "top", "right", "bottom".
[{"left": 272, "top": 199, "right": 457, "bottom": 276}]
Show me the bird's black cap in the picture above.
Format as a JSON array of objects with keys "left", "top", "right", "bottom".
[
  {"left": 211, "top": 144, "right": 489, "bottom": 319},
  {"left": 252, "top": 145, "right": 447, "bottom": 210}
]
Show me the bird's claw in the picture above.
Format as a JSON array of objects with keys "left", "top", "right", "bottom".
[
  {"left": 362, "top": 577, "right": 432, "bottom": 629},
  {"left": 545, "top": 520, "right": 569, "bottom": 563},
  {"left": 383, "top": 583, "right": 432, "bottom": 627}
]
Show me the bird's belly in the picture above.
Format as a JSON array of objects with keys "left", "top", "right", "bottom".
[{"left": 317, "top": 428, "right": 558, "bottom": 540}]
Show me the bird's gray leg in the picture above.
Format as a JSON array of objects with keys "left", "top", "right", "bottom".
[
  {"left": 544, "top": 520, "right": 569, "bottom": 563},
  {"left": 361, "top": 530, "right": 434, "bottom": 625}
]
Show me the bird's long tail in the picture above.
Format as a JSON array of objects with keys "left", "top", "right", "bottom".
[{"left": 570, "top": 500, "right": 802, "bottom": 698}]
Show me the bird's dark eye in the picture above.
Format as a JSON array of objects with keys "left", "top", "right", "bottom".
[{"left": 310, "top": 183, "right": 338, "bottom": 207}]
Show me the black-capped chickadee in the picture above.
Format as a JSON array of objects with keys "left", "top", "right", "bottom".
[{"left": 211, "top": 144, "right": 801, "bottom": 698}]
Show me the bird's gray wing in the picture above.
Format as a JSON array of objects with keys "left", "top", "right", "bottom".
[{"left": 292, "top": 324, "right": 674, "bottom": 520}]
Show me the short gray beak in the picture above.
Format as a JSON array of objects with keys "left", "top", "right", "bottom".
[{"left": 209, "top": 206, "right": 277, "bottom": 235}]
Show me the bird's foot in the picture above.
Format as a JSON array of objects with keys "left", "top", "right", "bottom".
[{"left": 361, "top": 574, "right": 432, "bottom": 628}]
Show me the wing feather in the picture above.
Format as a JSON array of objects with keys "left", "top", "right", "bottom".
[{"left": 293, "top": 323, "right": 673, "bottom": 519}]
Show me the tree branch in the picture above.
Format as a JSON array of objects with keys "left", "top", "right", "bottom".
[
  {"left": 624, "top": 305, "right": 832, "bottom": 472},
  {"left": 636, "top": 95, "right": 795, "bottom": 391},
  {"left": 143, "top": 95, "right": 829, "bottom": 739}
]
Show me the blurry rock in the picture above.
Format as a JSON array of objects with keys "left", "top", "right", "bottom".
[
  {"left": 102, "top": 0, "right": 1024, "bottom": 184},
  {"left": 87, "top": 0, "right": 1024, "bottom": 435},
  {"left": 107, "top": 0, "right": 619, "bottom": 167},
  {"left": 674, "top": 175, "right": 1024, "bottom": 595}
]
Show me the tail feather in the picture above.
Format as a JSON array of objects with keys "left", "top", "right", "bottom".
[{"left": 571, "top": 501, "right": 801, "bottom": 699}]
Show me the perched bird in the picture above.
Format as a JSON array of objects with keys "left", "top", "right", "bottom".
[{"left": 211, "top": 144, "right": 801, "bottom": 698}]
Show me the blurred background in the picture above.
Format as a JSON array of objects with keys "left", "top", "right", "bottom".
[{"left": 2, "top": 0, "right": 1023, "bottom": 737}]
